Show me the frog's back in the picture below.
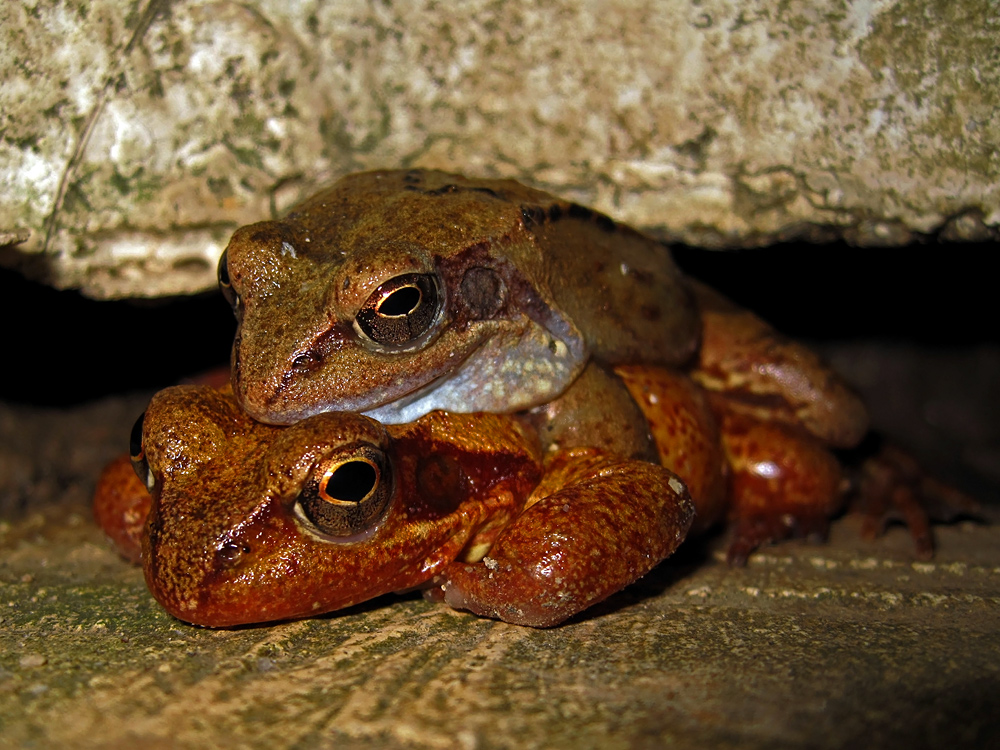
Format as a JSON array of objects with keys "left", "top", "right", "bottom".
[{"left": 517, "top": 200, "right": 699, "bottom": 367}]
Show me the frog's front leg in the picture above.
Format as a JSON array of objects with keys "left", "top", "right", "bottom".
[{"left": 432, "top": 449, "right": 694, "bottom": 627}]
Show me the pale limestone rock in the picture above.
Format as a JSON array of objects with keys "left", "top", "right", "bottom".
[{"left": 1, "top": 0, "right": 997, "bottom": 298}]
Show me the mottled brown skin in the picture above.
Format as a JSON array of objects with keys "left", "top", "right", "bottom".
[
  {"left": 104, "top": 385, "right": 693, "bottom": 628},
  {"left": 221, "top": 169, "right": 699, "bottom": 440}
]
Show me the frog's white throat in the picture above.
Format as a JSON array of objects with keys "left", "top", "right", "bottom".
[{"left": 362, "top": 325, "right": 587, "bottom": 424}]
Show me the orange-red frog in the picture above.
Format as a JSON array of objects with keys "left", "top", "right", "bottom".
[
  {"left": 95, "top": 384, "right": 695, "bottom": 628},
  {"left": 95, "top": 339, "right": 886, "bottom": 629}
]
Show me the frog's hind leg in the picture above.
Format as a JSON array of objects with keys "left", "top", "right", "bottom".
[
  {"left": 435, "top": 449, "right": 694, "bottom": 627},
  {"left": 615, "top": 363, "right": 842, "bottom": 564},
  {"left": 852, "top": 442, "right": 982, "bottom": 560},
  {"left": 716, "top": 408, "right": 844, "bottom": 565},
  {"left": 93, "top": 454, "right": 151, "bottom": 564}
]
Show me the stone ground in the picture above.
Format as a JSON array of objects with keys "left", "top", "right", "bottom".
[
  {"left": 1, "top": 245, "right": 998, "bottom": 749},
  {"left": 1, "top": 493, "right": 997, "bottom": 750}
]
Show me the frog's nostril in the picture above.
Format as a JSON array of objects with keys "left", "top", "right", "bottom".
[
  {"left": 291, "top": 351, "right": 321, "bottom": 372},
  {"left": 216, "top": 543, "right": 250, "bottom": 567}
]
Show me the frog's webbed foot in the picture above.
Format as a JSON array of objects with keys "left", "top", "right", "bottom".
[
  {"left": 433, "top": 449, "right": 694, "bottom": 627},
  {"left": 851, "top": 442, "right": 983, "bottom": 560}
]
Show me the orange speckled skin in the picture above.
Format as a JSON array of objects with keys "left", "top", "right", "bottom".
[
  {"left": 93, "top": 455, "right": 151, "bottom": 565},
  {"left": 713, "top": 407, "right": 843, "bottom": 565},
  {"left": 105, "top": 385, "right": 693, "bottom": 628},
  {"left": 615, "top": 365, "right": 728, "bottom": 534},
  {"left": 440, "top": 448, "right": 693, "bottom": 626}
]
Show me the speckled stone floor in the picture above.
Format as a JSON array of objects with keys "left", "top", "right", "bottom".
[{"left": 1, "top": 479, "right": 997, "bottom": 749}]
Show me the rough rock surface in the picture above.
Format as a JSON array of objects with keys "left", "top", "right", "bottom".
[{"left": 2, "top": 0, "right": 997, "bottom": 298}]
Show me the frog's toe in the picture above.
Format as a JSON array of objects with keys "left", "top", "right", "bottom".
[{"left": 853, "top": 442, "right": 983, "bottom": 560}]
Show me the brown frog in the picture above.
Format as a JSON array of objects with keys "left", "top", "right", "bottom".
[{"left": 220, "top": 169, "right": 700, "bottom": 433}]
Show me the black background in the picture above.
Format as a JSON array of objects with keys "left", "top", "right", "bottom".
[{"left": 1, "top": 241, "right": 992, "bottom": 405}]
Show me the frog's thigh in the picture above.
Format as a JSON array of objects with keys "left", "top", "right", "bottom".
[
  {"left": 93, "top": 454, "right": 151, "bottom": 564},
  {"left": 718, "top": 409, "right": 843, "bottom": 565},
  {"left": 689, "top": 280, "right": 868, "bottom": 448},
  {"left": 439, "top": 450, "right": 694, "bottom": 627},
  {"left": 615, "top": 364, "right": 728, "bottom": 533}
]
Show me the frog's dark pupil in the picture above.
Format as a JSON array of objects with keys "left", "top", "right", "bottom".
[
  {"left": 217, "top": 250, "right": 230, "bottom": 287},
  {"left": 378, "top": 286, "right": 421, "bottom": 317},
  {"left": 129, "top": 412, "right": 145, "bottom": 460},
  {"left": 322, "top": 461, "right": 377, "bottom": 503}
]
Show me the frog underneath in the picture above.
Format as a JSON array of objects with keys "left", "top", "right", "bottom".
[{"left": 97, "top": 384, "right": 694, "bottom": 628}]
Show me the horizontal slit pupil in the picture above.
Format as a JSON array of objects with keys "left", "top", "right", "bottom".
[
  {"left": 378, "top": 286, "right": 421, "bottom": 317},
  {"left": 324, "top": 461, "right": 377, "bottom": 503}
]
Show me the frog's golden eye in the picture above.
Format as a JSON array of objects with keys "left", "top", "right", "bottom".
[
  {"left": 217, "top": 249, "right": 239, "bottom": 312},
  {"left": 354, "top": 273, "right": 441, "bottom": 348},
  {"left": 129, "top": 412, "right": 154, "bottom": 492},
  {"left": 296, "top": 446, "right": 393, "bottom": 538}
]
